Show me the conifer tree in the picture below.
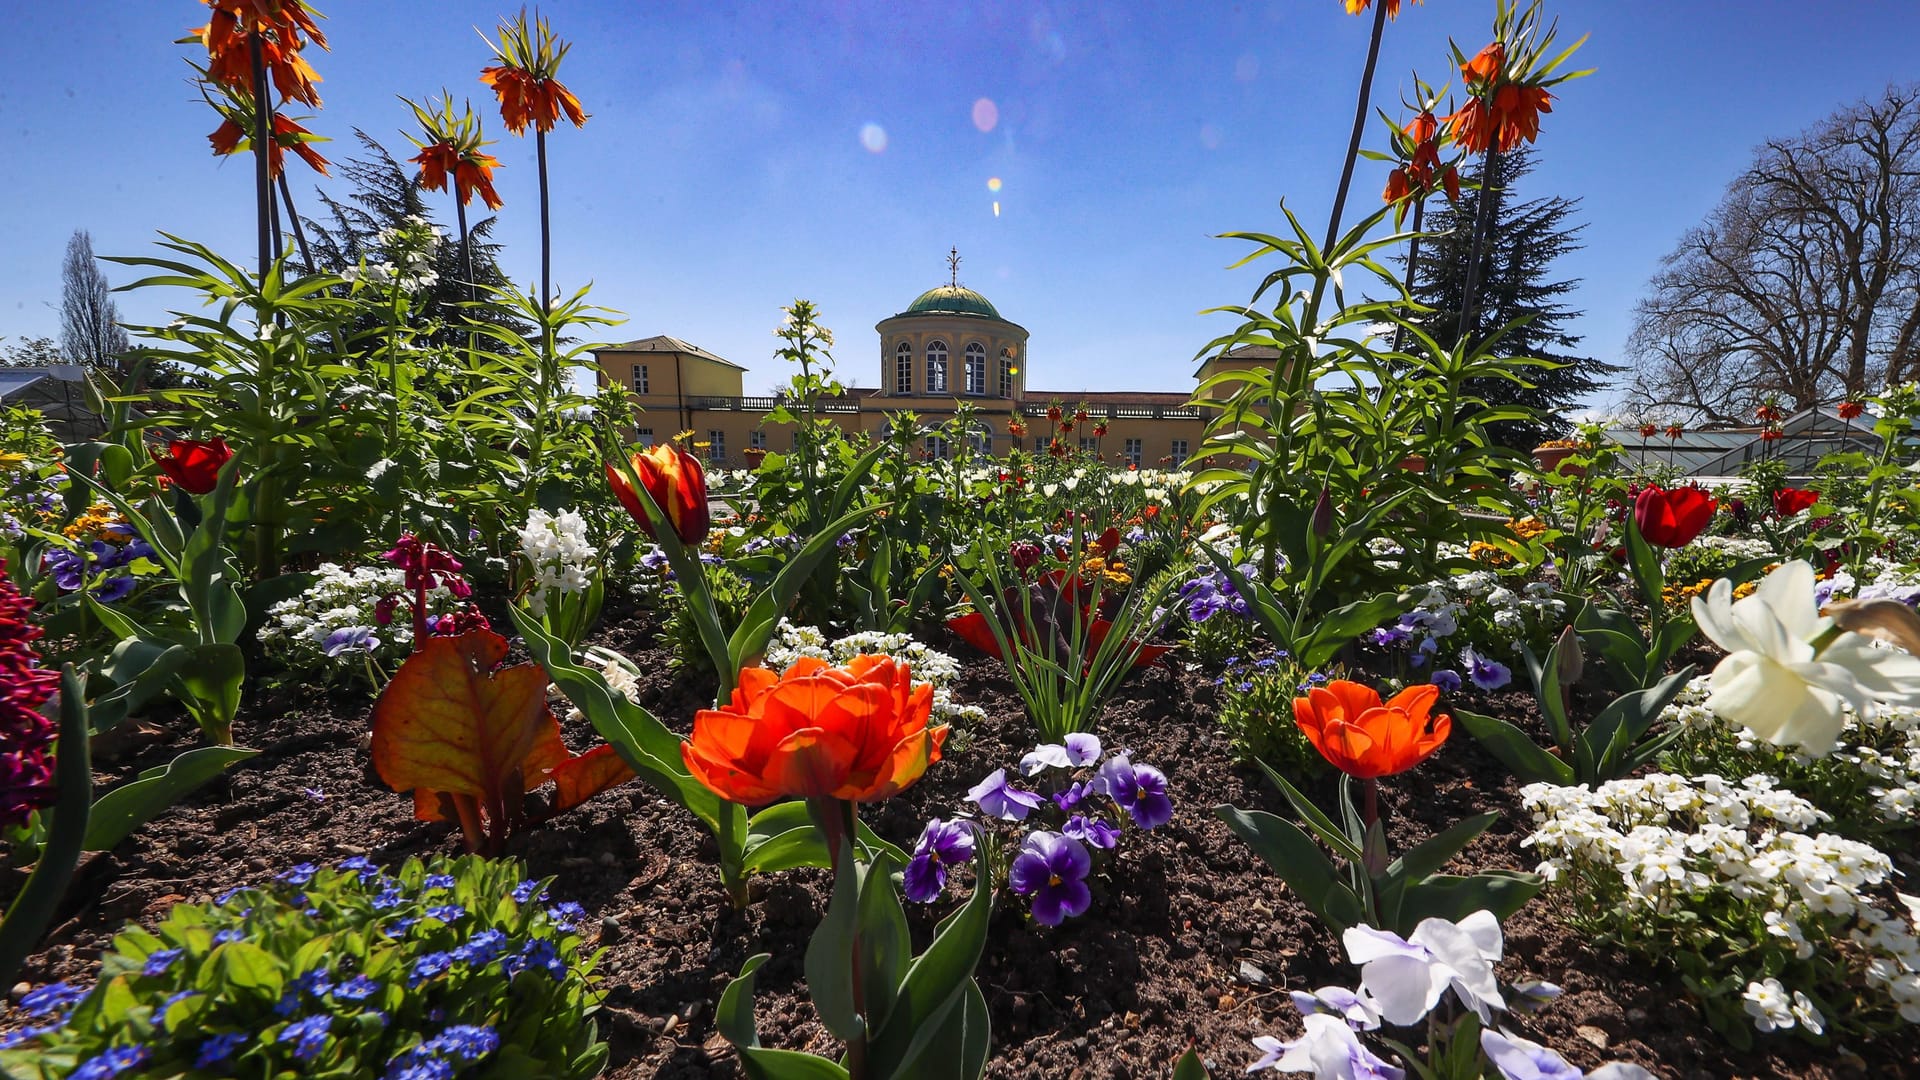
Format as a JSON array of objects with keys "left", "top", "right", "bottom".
[{"left": 1405, "top": 147, "right": 1614, "bottom": 448}]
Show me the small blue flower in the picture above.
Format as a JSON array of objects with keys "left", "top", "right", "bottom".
[
  {"left": 273, "top": 991, "right": 301, "bottom": 1017},
  {"left": 371, "top": 886, "right": 406, "bottom": 911},
  {"left": 511, "top": 879, "right": 547, "bottom": 904},
  {"left": 212, "top": 928, "right": 244, "bottom": 946},
  {"left": 294, "top": 970, "right": 333, "bottom": 998},
  {"left": 424, "top": 904, "right": 466, "bottom": 924},
  {"left": 276, "top": 863, "right": 318, "bottom": 886},
  {"left": 0, "top": 1022, "right": 63, "bottom": 1049},
  {"left": 142, "top": 948, "right": 184, "bottom": 977},
  {"left": 392, "top": 917, "right": 419, "bottom": 936},
  {"left": 408, "top": 952, "right": 454, "bottom": 988},
  {"left": 426, "top": 1024, "right": 501, "bottom": 1064},
  {"left": 503, "top": 939, "right": 565, "bottom": 980},
  {"left": 70, "top": 1044, "right": 150, "bottom": 1080},
  {"left": 278, "top": 1014, "right": 332, "bottom": 1061},
  {"left": 384, "top": 1049, "right": 455, "bottom": 1080},
  {"left": 333, "top": 974, "right": 380, "bottom": 1002},
  {"left": 195, "top": 1031, "right": 249, "bottom": 1069},
  {"left": 215, "top": 886, "right": 246, "bottom": 906},
  {"left": 19, "top": 981, "right": 85, "bottom": 1017},
  {"left": 546, "top": 901, "right": 586, "bottom": 930},
  {"left": 454, "top": 929, "right": 509, "bottom": 966},
  {"left": 422, "top": 874, "right": 455, "bottom": 892}
]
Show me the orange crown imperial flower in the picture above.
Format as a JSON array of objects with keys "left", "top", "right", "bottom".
[
  {"left": 406, "top": 93, "right": 504, "bottom": 209},
  {"left": 1294, "top": 680, "right": 1450, "bottom": 779},
  {"left": 682, "top": 656, "right": 946, "bottom": 805},
  {"left": 481, "top": 8, "right": 588, "bottom": 135},
  {"left": 607, "top": 443, "right": 711, "bottom": 546},
  {"left": 190, "top": 0, "right": 329, "bottom": 107},
  {"left": 1344, "top": 0, "right": 1421, "bottom": 18}
]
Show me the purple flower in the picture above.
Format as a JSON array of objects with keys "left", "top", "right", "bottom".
[
  {"left": 1369, "top": 625, "right": 1412, "bottom": 648},
  {"left": 195, "top": 1031, "right": 249, "bottom": 1068},
  {"left": 1461, "top": 648, "right": 1512, "bottom": 691},
  {"left": 1018, "top": 733, "right": 1101, "bottom": 775},
  {"left": 19, "top": 981, "right": 84, "bottom": 1017},
  {"left": 1288, "top": 985, "right": 1381, "bottom": 1030},
  {"left": 904, "top": 818, "right": 976, "bottom": 903},
  {"left": 1479, "top": 1029, "right": 1596, "bottom": 1080},
  {"left": 141, "top": 948, "right": 184, "bottom": 977},
  {"left": 424, "top": 904, "right": 466, "bottom": 924},
  {"left": 90, "top": 574, "right": 136, "bottom": 603},
  {"left": 1094, "top": 755, "right": 1173, "bottom": 830},
  {"left": 1052, "top": 781, "right": 1090, "bottom": 812},
  {"left": 1008, "top": 831, "right": 1093, "bottom": 926},
  {"left": 1062, "top": 814, "right": 1120, "bottom": 850},
  {"left": 966, "top": 768, "right": 1045, "bottom": 822},
  {"left": 279, "top": 1014, "right": 332, "bottom": 1061},
  {"left": 70, "top": 1045, "right": 150, "bottom": 1080},
  {"left": 1430, "top": 669, "right": 1462, "bottom": 693},
  {"left": 1248, "top": 1014, "right": 1402, "bottom": 1078}
]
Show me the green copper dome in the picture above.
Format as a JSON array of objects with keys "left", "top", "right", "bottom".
[{"left": 902, "top": 285, "right": 1002, "bottom": 320}]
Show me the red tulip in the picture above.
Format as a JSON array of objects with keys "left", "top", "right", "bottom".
[
  {"left": 1772, "top": 488, "right": 1819, "bottom": 518},
  {"left": 153, "top": 437, "right": 234, "bottom": 495},
  {"left": 1633, "top": 484, "right": 1717, "bottom": 548},
  {"left": 608, "top": 444, "right": 710, "bottom": 545}
]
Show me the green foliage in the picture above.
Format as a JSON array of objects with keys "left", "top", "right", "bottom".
[
  {"left": 0, "top": 855, "right": 607, "bottom": 1080},
  {"left": 1211, "top": 655, "right": 1323, "bottom": 770}
]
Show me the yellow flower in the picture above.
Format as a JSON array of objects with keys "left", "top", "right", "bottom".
[
  {"left": 1505, "top": 516, "right": 1547, "bottom": 541},
  {"left": 1467, "top": 541, "right": 1514, "bottom": 567},
  {"left": 0, "top": 453, "right": 29, "bottom": 472},
  {"left": 63, "top": 503, "right": 126, "bottom": 542}
]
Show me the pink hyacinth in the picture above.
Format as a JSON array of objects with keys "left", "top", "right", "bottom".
[{"left": 0, "top": 559, "right": 60, "bottom": 831}]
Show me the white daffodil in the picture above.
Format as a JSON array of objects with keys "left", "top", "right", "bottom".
[
  {"left": 1341, "top": 910, "right": 1506, "bottom": 1025},
  {"left": 1692, "top": 560, "right": 1920, "bottom": 756}
]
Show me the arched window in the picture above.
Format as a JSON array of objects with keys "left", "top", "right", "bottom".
[
  {"left": 999, "top": 349, "right": 1017, "bottom": 397},
  {"left": 894, "top": 342, "right": 913, "bottom": 394},
  {"left": 970, "top": 419, "right": 993, "bottom": 453},
  {"left": 964, "top": 343, "right": 986, "bottom": 395},
  {"left": 926, "top": 341, "right": 949, "bottom": 393}
]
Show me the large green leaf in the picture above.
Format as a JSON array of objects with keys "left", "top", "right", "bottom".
[
  {"left": 728, "top": 502, "right": 886, "bottom": 669},
  {"left": 1453, "top": 710, "right": 1574, "bottom": 786},
  {"left": 1215, "top": 804, "right": 1364, "bottom": 933},
  {"left": 865, "top": 842, "right": 995, "bottom": 1076},
  {"left": 83, "top": 745, "right": 258, "bottom": 851},
  {"left": 804, "top": 839, "right": 865, "bottom": 1042}
]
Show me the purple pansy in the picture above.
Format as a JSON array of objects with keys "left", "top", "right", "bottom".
[
  {"left": 1430, "top": 669, "right": 1463, "bottom": 693},
  {"left": 1062, "top": 814, "right": 1121, "bottom": 850},
  {"left": 1461, "top": 647, "right": 1512, "bottom": 691},
  {"left": 904, "top": 818, "right": 976, "bottom": 903},
  {"left": 1094, "top": 755, "right": 1173, "bottom": 830},
  {"left": 1008, "top": 831, "right": 1093, "bottom": 926},
  {"left": 966, "top": 768, "right": 1046, "bottom": 822}
]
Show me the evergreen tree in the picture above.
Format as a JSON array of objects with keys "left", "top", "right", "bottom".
[
  {"left": 1404, "top": 147, "right": 1614, "bottom": 448},
  {"left": 301, "top": 132, "right": 529, "bottom": 346}
]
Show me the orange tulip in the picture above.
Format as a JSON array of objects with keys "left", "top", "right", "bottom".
[
  {"left": 1294, "top": 680, "right": 1450, "bottom": 779},
  {"left": 607, "top": 443, "right": 711, "bottom": 546},
  {"left": 682, "top": 656, "right": 946, "bottom": 805}
]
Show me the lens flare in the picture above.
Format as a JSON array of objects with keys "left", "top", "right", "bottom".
[
  {"left": 987, "top": 177, "right": 1003, "bottom": 193},
  {"left": 860, "top": 123, "right": 888, "bottom": 153},
  {"left": 992, "top": 201, "right": 1001, "bottom": 217},
  {"left": 972, "top": 98, "right": 999, "bottom": 133}
]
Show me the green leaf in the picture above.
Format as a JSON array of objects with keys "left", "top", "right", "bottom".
[
  {"left": 1395, "top": 870, "right": 1542, "bottom": 928},
  {"left": 1453, "top": 710, "right": 1574, "bottom": 786},
  {"left": 742, "top": 801, "right": 907, "bottom": 876},
  {"left": 214, "top": 941, "right": 283, "bottom": 997},
  {"left": 857, "top": 853, "right": 914, "bottom": 1035},
  {"left": 727, "top": 502, "right": 887, "bottom": 670},
  {"left": 174, "top": 642, "right": 245, "bottom": 739},
  {"left": 865, "top": 840, "right": 995, "bottom": 1077},
  {"left": 1173, "top": 1048, "right": 1212, "bottom": 1080},
  {"left": 1256, "top": 760, "right": 1367, "bottom": 866},
  {"left": 1384, "top": 812, "right": 1498, "bottom": 884},
  {"left": 83, "top": 745, "right": 259, "bottom": 851},
  {"left": 804, "top": 838, "right": 865, "bottom": 1042},
  {"left": 716, "top": 953, "right": 771, "bottom": 1049},
  {"left": 1215, "top": 805, "right": 1364, "bottom": 934}
]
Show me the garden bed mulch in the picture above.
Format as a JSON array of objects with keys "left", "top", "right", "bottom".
[{"left": 6, "top": 607, "right": 1915, "bottom": 1078}]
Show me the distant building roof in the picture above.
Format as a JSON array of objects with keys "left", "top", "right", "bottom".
[
  {"left": 1606, "top": 407, "right": 1880, "bottom": 477},
  {"left": 898, "top": 285, "right": 1004, "bottom": 321},
  {"left": 0, "top": 365, "right": 86, "bottom": 398},
  {"left": 597, "top": 336, "right": 745, "bottom": 370}
]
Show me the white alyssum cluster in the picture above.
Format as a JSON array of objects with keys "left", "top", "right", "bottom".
[
  {"left": 258, "top": 562, "right": 450, "bottom": 672},
  {"left": 1664, "top": 675, "right": 1920, "bottom": 827},
  {"left": 1522, "top": 773, "right": 1920, "bottom": 1029},
  {"left": 764, "top": 620, "right": 987, "bottom": 727},
  {"left": 517, "top": 508, "right": 596, "bottom": 616},
  {"left": 1691, "top": 534, "right": 1777, "bottom": 562}
]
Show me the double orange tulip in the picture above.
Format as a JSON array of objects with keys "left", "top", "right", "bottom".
[{"left": 1294, "top": 680, "right": 1451, "bottom": 779}]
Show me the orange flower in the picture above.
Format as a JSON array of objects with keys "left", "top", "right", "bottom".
[
  {"left": 190, "top": 0, "right": 328, "bottom": 107},
  {"left": 1344, "top": 0, "right": 1420, "bottom": 18},
  {"left": 1460, "top": 41, "right": 1506, "bottom": 87},
  {"left": 481, "top": 9, "right": 588, "bottom": 135},
  {"left": 682, "top": 656, "right": 946, "bottom": 805},
  {"left": 1445, "top": 84, "right": 1551, "bottom": 155},
  {"left": 1838, "top": 400, "right": 1865, "bottom": 420},
  {"left": 1383, "top": 166, "right": 1411, "bottom": 204},
  {"left": 1294, "top": 680, "right": 1450, "bottom": 779},
  {"left": 405, "top": 94, "right": 504, "bottom": 210},
  {"left": 207, "top": 110, "right": 329, "bottom": 177},
  {"left": 607, "top": 443, "right": 710, "bottom": 545}
]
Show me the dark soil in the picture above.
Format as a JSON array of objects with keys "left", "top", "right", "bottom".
[{"left": 6, "top": 596, "right": 1915, "bottom": 1079}]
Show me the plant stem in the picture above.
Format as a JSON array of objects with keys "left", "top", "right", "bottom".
[
  {"left": 1455, "top": 145, "right": 1502, "bottom": 345},
  {"left": 527, "top": 129, "right": 555, "bottom": 513},
  {"left": 1361, "top": 776, "right": 1379, "bottom": 829},
  {"left": 456, "top": 196, "right": 475, "bottom": 303},
  {"left": 248, "top": 34, "right": 273, "bottom": 285},
  {"left": 1390, "top": 197, "right": 1426, "bottom": 355},
  {"left": 1322, "top": 0, "right": 1392, "bottom": 257}
]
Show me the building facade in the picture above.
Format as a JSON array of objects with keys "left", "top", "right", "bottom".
[{"left": 593, "top": 281, "right": 1272, "bottom": 469}]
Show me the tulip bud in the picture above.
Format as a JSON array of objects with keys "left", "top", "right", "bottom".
[
  {"left": 1311, "top": 487, "right": 1334, "bottom": 538},
  {"left": 1552, "top": 625, "right": 1583, "bottom": 686}
]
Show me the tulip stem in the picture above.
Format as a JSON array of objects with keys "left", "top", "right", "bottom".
[
  {"left": 248, "top": 32, "right": 273, "bottom": 286},
  {"left": 1360, "top": 776, "right": 1379, "bottom": 830}
]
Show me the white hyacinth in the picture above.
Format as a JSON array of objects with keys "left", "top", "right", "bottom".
[{"left": 517, "top": 508, "right": 597, "bottom": 617}]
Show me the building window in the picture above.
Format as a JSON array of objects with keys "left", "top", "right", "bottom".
[
  {"left": 970, "top": 422, "right": 992, "bottom": 453},
  {"left": 1124, "top": 437, "right": 1143, "bottom": 467},
  {"left": 895, "top": 342, "right": 913, "bottom": 394},
  {"left": 924, "top": 434, "right": 949, "bottom": 460},
  {"left": 635, "top": 427, "right": 654, "bottom": 446},
  {"left": 1080, "top": 437, "right": 1098, "bottom": 452},
  {"left": 1034, "top": 436, "right": 1046, "bottom": 454},
  {"left": 999, "top": 356, "right": 1016, "bottom": 397},
  {"left": 964, "top": 343, "right": 986, "bottom": 395},
  {"left": 632, "top": 364, "right": 649, "bottom": 395},
  {"left": 926, "top": 341, "right": 948, "bottom": 393},
  {"left": 1170, "top": 439, "right": 1188, "bottom": 466},
  {"left": 707, "top": 430, "right": 725, "bottom": 463},
  {"left": 749, "top": 429, "right": 766, "bottom": 450}
]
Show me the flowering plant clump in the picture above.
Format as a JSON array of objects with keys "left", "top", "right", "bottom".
[
  {"left": 256, "top": 563, "right": 464, "bottom": 682},
  {"left": 0, "top": 559, "right": 59, "bottom": 831},
  {"left": 41, "top": 507, "right": 157, "bottom": 605},
  {"left": 1521, "top": 774, "right": 1920, "bottom": 1042},
  {"left": 1211, "top": 654, "right": 1324, "bottom": 769},
  {"left": 927, "top": 734, "right": 1172, "bottom": 925},
  {"left": 0, "top": 855, "right": 607, "bottom": 1079},
  {"left": 1662, "top": 676, "right": 1920, "bottom": 843},
  {"left": 763, "top": 619, "right": 987, "bottom": 730},
  {"left": 1366, "top": 570, "right": 1563, "bottom": 682},
  {"left": 516, "top": 508, "right": 595, "bottom": 616}
]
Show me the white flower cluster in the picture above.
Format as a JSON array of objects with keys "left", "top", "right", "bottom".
[
  {"left": 1522, "top": 773, "right": 1920, "bottom": 1028},
  {"left": 1820, "top": 556, "right": 1920, "bottom": 606},
  {"left": 1691, "top": 534, "right": 1776, "bottom": 562},
  {"left": 257, "top": 562, "right": 450, "bottom": 674},
  {"left": 1664, "top": 675, "right": 1920, "bottom": 827},
  {"left": 516, "top": 508, "right": 596, "bottom": 616},
  {"left": 764, "top": 620, "right": 987, "bottom": 727},
  {"left": 343, "top": 215, "right": 443, "bottom": 292}
]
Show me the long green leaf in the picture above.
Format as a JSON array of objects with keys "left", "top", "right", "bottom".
[
  {"left": 1453, "top": 710, "right": 1574, "bottom": 786},
  {"left": 865, "top": 840, "right": 995, "bottom": 1076},
  {"left": 1215, "top": 804, "right": 1364, "bottom": 933},
  {"left": 83, "top": 745, "right": 258, "bottom": 851}
]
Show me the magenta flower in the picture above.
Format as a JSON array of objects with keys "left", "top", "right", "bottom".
[
  {"left": 0, "top": 558, "right": 59, "bottom": 832},
  {"left": 1009, "top": 830, "right": 1092, "bottom": 925},
  {"left": 904, "top": 818, "right": 976, "bottom": 903}
]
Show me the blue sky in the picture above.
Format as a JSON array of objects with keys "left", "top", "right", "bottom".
[{"left": 2, "top": 2, "right": 1915, "bottom": 411}]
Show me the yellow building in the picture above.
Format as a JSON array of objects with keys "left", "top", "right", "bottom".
[{"left": 593, "top": 280, "right": 1277, "bottom": 469}]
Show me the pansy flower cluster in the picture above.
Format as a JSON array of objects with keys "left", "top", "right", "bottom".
[
  {"left": 1521, "top": 774, "right": 1920, "bottom": 1037},
  {"left": 764, "top": 619, "right": 987, "bottom": 728},
  {"left": 1367, "top": 571, "right": 1562, "bottom": 690},
  {"left": 258, "top": 562, "right": 469, "bottom": 681},
  {"left": 906, "top": 734, "right": 1171, "bottom": 925},
  {"left": 41, "top": 505, "right": 155, "bottom": 604},
  {"left": 0, "top": 855, "right": 606, "bottom": 1080}
]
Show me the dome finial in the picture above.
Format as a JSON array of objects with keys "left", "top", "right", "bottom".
[{"left": 947, "top": 245, "right": 961, "bottom": 287}]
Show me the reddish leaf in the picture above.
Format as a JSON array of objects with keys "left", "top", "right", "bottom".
[
  {"left": 947, "top": 611, "right": 1007, "bottom": 660},
  {"left": 549, "top": 744, "right": 637, "bottom": 812},
  {"left": 371, "top": 630, "right": 569, "bottom": 849}
]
